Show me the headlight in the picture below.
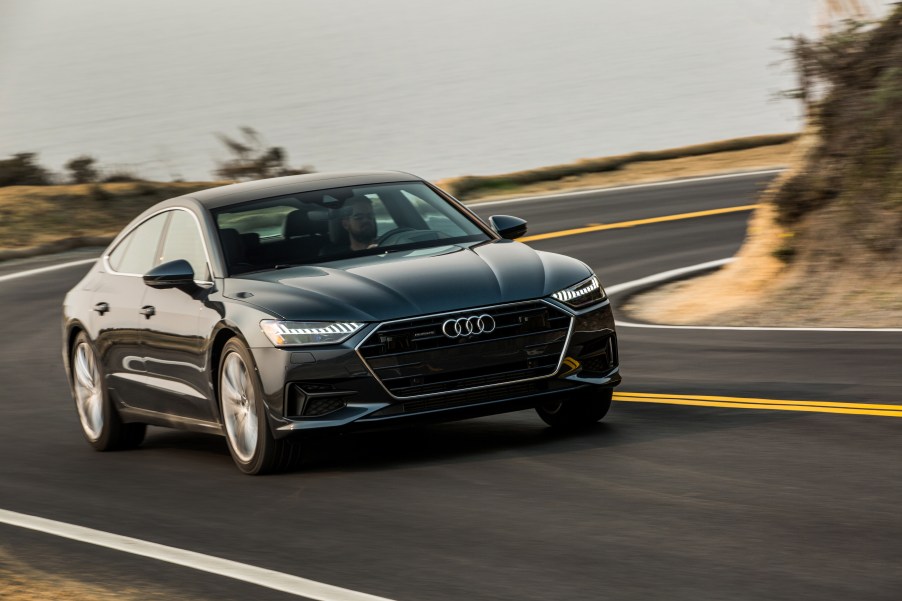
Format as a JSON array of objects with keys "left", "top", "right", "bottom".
[
  {"left": 551, "top": 275, "right": 606, "bottom": 309},
  {"left": 260, "top": 320, "right": 365, "bottom": 347}
]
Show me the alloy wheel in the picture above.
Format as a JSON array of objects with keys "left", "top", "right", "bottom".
[
  {"left": 73, "top": 342, "right": 103, "bottom": 441},
  {"left": 220, "top": 351, "right": 259, "bottom": 463}
]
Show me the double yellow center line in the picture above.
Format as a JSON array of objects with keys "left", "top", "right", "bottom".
[
  {"left": 614, "top": 392, "right": 902, "bottom": 418},
  {"left": 520, "top": 204, "right": 758, "bottom": 243},
  {"left": 518, "top": 204, "right": 899, "bottom": 418}
]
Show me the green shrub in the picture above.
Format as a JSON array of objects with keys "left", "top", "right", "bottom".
[
  {"left": 101, "top": 170, "right": 144, "bottom": 183},
  {"left": 773, "top": 7, "right": 902, "bottom": 238},
  {"left": 213, "top": 126, "right": 314, "bottom": 181},
  {"left": 65, "top": 155, "right": 99, "bottom": 184},
  {"left": 0, "top": 153, "right": 53, "bottom": 187}
]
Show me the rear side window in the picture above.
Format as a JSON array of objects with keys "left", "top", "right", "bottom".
[
  {"left": 108, "top": 212, "right": 168, "bottom": 274},
  {"left": 159, "top": 210, "right": 210, "bottom": 281}
]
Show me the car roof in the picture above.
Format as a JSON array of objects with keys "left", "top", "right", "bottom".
[{"left": 182, "top": 171, "right": 423, "bottom": 210}]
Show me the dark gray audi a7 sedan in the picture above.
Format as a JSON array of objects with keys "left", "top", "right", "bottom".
[{"left": 62, "top": 172, "right": 620, "bottom": 473}]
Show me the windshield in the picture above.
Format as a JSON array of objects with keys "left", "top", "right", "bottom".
[{"left": 213, "top": 182, "right": 491, "bottom": 275}]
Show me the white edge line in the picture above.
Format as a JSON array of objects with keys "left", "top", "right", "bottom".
[
  {"left": 615, "top": 320, "right": 902, "bottom": 332},
  {"left": 470, "top": 169, "right": 785, "bottom": 208},
  {"left": 609, "top": 259, "right": 902, "bottom": 333},
  {"left": 0, "top": 258, "right": 98, "bottom": 283},
  {"left": 0, "top": 508, "right": 396, "bottom": 601},
  {"left": 605, "top": 258, "right": 735, "bottom": 296}
]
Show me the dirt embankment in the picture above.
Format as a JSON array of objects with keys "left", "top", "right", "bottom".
[
  {"left": 0, "top": 546, "right": 200, "bottom": 601},
  {"left": 627, "top": 7, "right": 902, "bottom": 328}
]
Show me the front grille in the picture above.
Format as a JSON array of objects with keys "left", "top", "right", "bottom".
[{"left": 358, "top": 301, "right": 572, "bottom": 398}]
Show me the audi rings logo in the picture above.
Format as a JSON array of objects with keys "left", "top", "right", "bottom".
[{"left": 441, "top": 314, "right": 496, "bottom": 339}]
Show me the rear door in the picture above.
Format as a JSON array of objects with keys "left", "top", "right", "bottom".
[{"left": 96, "top": 212, "right": 169, "bottom": 413}]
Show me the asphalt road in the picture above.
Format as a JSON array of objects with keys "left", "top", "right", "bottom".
[{"left": 2, "top": 172, "right": 901, "bottom": 601}]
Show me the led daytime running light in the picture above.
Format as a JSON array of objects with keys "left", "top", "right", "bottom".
[
  {"left": 272, "top": 323, "right": 362, "bottom": 335},
  {"left": 552, "top": 276, "right": 600, "bottom": 303},
  {"left": 260, "top": 320, "right": 364, "bottom": 347}
]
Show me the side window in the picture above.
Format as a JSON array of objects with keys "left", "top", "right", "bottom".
[
  {"left": 159, "top": 210, "right": 210, "bottom": 281},
  {"left": 108, "top": 212, "right": 169, "bottom": 274}
]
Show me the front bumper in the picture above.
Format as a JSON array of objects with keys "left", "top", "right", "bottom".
[{"left": 250, "top": 300, "right": 620, "bottom": 438}]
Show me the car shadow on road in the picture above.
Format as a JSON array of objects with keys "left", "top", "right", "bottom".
[
  {"left": 296, "top": 403, "right": 800, "bottom": 474},
  {"left": 138, "top": 403, "right": 800, "bottom": 474}
]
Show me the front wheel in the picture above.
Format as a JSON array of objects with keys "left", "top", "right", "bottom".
[
  {"left": 536, "top": 387, "right": 613, "bottom": 429},
  {"left": 218, "top": 338, "right": 300, "bottom": 475},
  {"left": 71, "top": 332, "right": 146, "bottom": 450}
]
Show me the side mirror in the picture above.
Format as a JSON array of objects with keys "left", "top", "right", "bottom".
[
  {"left": 489, "top": 215, "right": 528, "bottom": 240},
  {"left": 143, "top": 259, "right": 196, "bottom": 290}
]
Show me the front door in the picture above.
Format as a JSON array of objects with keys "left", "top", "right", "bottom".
[{"left": 135, "top": 209, "right": 218, "bottom": 422}]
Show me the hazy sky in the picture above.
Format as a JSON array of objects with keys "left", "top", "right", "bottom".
[{"left": 1, "top": 1, "right": 882, "bottom": 180}]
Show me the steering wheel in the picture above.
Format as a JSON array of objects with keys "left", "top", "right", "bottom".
[{"left": 374, "top": 227, "right": 418, "bottom": 246}]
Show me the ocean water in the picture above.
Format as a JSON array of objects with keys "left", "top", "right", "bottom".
[{"left": 0, "top": 0, "right": 837, "bottom": 182}]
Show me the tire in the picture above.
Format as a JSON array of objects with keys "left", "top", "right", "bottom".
[
  {"left": 536, "top": 387, "right": 613, "bottom": 429},
  {"left": 218, "top": 338, "right": 301, "bottom": 474},
  {"left": 71, "top": 332, "right": 146, "bottom": 451}
]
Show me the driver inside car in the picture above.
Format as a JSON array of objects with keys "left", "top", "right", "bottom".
[{"left": 342, "top": 195, "right": 377, "bottom": 251}]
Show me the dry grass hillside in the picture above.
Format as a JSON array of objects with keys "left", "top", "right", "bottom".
[
  {"left": 628, "top": 6, "right": 902, "bottom": 327},
  {"left": 0, "top": 181, "right": 221, "bottom": 260}
]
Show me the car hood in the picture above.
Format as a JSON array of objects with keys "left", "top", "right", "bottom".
[{"left": 223, "top": 240, "right": 592, "bottom": 322}]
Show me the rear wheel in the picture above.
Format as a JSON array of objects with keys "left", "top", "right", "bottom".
[
  {"left": 71, "top": 332, "right": 146, "bottom": 450},
  {"left": 536, "top": 387, "right": 613, "bottom": 429},
  {"left": 218, "top": 338, "right": 300, "bottom": 474}
]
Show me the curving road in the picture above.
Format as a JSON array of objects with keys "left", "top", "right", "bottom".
[{"left": 2, "top": 172, "right": 901, "bottom": 601}]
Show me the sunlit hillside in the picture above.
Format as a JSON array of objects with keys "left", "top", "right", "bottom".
[{"left": 629, "top": 4, "right": 902, "bottom": 326}]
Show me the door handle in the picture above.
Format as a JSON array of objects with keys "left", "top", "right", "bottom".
[
  {"left": 139, "top": 305, "right": 156, "bottom": 318},
  {"left": 93, "top": 302, "right": 109, "bottom": 315}
]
